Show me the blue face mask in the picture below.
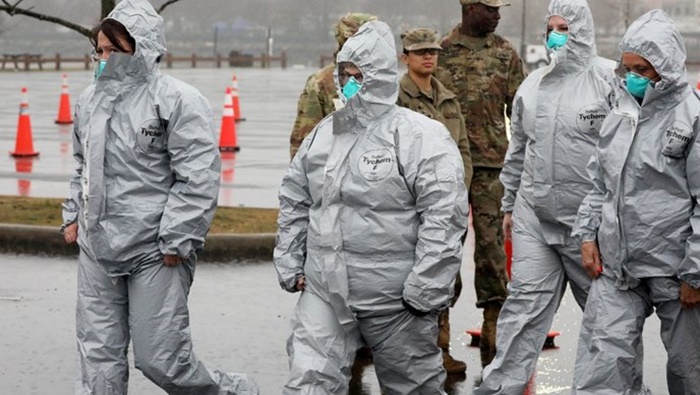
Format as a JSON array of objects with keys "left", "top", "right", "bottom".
[
  {"left": 94, "top": 59, "right": 107, "bottom": 81},
  {"left": 626, "top": 72, "right": 651, "bottom": 99},
  {"left": 342, "top": 76, "right": 362, "bottom": 100},
  {"left": 546, "top": 30, "right": 568, "bottom": 50}
]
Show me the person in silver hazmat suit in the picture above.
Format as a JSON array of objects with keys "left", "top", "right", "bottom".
[
  {"left": 61, "top": 0, "right": 259, "bottom": 393},
  {"left": 572, "top": 9, "right": 700, "bottom": 395},
  {"left": 274, "top": 20, "right": 469, "bottom": 394},
  {"left": 474, "top": 0, "right": 618, "bottom": 392}
]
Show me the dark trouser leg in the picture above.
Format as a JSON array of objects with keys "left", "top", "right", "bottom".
[{"left": 471, "top": 168, "right": 509, "bottom": 367}]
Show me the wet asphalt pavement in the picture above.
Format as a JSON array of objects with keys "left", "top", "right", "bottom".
[
  {"left": 0, "top": 67, "right": 308, "bottom": 208},
  {"left": 0, "top": 229, "right": 670, "bottom": 394},
  {"left": 2, "top": 66, "right": 700, "bottom": 209}
]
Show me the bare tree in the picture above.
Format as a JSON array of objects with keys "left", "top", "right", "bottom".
[
  {"left": 101, "top": 0, "right": 116, "bottom": 20},
  {"left": 0, "top": 0, "right": 185, "bottom": 37}
]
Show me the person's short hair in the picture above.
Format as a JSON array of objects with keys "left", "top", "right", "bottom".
[
  {"left": 90, "top": 18, "right": 136, "bottom": 54},
  {"left": 338, "top": 61, "right": 360, "bottom": 74}
]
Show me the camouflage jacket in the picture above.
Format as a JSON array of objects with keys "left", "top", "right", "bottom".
[
  {"left": 397, "top": 73, "right": 473, "bottom": 187},
  {"left": 289, "top": 63, "right": 339, "bottom": 159},
  {"left": 436, "top": 25, "right": 526, "bottom": 169}
]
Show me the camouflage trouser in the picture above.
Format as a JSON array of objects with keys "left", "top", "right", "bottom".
[
  {"left": 471, "top": 167, "right": 509, "bottom": 367},
  {"left": 471, "top": 167, "right": 509, "bottom": 306}
]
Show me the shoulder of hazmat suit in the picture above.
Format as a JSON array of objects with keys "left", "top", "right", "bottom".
[
  {"left": 289, "top": 63, "right": 338, "bottom": 159},
  {"left": 274, "top": 20, "right": 469, "bottom": 314},
  {"left": 397, "top": 73, "right": 473, "bottom": 188},
  {"left": 500, "top": 0, "right": 616, "bottom": 244},
  {"left": 573, "top": 9, "right": 700, "bottom": 289},
  {"left": 65, "top": 0, "right": 221, "bottom": 274},
  {"left": 436, "top": 25, "right": 526, "bottom": 169}
]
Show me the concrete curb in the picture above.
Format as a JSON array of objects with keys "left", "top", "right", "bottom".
[{"left": 0, "top": 224, "right": 275, "bottom": 263}]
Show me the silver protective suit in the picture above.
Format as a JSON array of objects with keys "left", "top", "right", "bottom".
[
  {"left": 572, "top": 9, "right": 700, "bottom": 395},
  {"left": 64, "top": 0, "right": 259, "bottom": 393},
  {"left": 274, "top": 21, "right": 469, "bottom": 394},
  {"left": 476, "top": 0, "right": 616, "bottom": 393}
]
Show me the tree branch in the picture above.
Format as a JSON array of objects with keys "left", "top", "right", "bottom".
[
  {"left": 0, "top": 3, "right": 91, "bottom": 36},
  {"left": 0, "top": 0, "right": 185, "bottom": 38},
  {"left": 157, "top": 0, "right": 182, "bottom": 13},
  {"left": 101, "top": 0, "right": 115, "bottom": 20}
]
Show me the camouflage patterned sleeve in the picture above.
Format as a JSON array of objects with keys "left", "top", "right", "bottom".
[
  {"left": 456, "top": 109, "right": 473, "bottom": 189},
  {"left": 505, "top": 50, "right": 526, "bottom": 120},
  {"left": 396, "top": 89, "right": 411, "bottom": 110},
  {"left": 289, "top": 75, "right": 326, "bottom": 160}
]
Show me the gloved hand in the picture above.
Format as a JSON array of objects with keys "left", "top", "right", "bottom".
[{"left": 402, "top": 298, "right": 430, "bottom": 317}]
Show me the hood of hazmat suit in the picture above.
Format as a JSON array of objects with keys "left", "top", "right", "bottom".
[
  {"left": 63, "top": 0, "right": 221, "bottom": 274},
  {"left": 573, "top": 9, "right": 700, "bottom": 289},
  {"left": 500, "top": 0, "right": 616, "bottom": 244},
  {"left": 274, "top": 20, "right": 469, "bottom": 325}
]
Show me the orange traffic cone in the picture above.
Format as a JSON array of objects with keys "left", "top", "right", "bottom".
[
  {"left": 231, "top": 73, "right": 246, "bottom": 122},
  {"left": 11, "top": 88, "right": 39, "bottom": 158},
  {"left": 55, "top": 73, "right": 73, "bottom": 124},
  {"left": 15, "top": 157, "right": 34, "bottom": 197},
  {"left": 219, "top": 87, "right": 240, "bottom": 152}
]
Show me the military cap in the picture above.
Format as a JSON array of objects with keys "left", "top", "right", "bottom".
[
  {"left": 401, "top": 28, "right": 442, "bottom": 51},
  {"left": 460, "top": 0, "right": 511, "bottom": 6},
  {"left": 334, "top": 13, "right": 379, "bottom": 48}
]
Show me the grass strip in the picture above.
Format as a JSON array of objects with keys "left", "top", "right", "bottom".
[{"left": 0, "top": 195, "right": 279, "bottom": 234}]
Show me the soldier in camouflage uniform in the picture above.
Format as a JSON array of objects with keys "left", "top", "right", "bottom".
[
  {"left": 288, "top": 13, "right": 378, "bottom": 159},
  {"left": 397, "top": 28, "right": 471, "bottom": 375},
  {"left": 436, "top": 0, "right": 526, "bottom": 368}
]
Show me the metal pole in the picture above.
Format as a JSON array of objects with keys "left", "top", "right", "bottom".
[
  {"left": 267, "top": 27, "right": 274, "bottom": 58},
  {"left": 213, "top": 25, "right": 218, "bottom": 58},
  {"left": 520, "top": 0, "right": 527, "bottom": 58}
]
